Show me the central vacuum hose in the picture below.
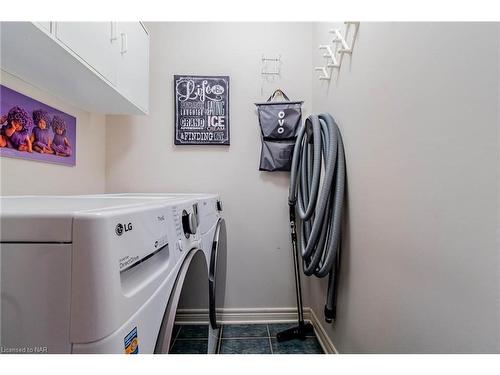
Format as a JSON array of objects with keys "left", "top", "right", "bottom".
[{"left": 289, "top": 113, "right": 346, "bottom": 323}]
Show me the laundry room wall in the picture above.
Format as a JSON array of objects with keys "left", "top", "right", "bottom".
[
  {"left": 0, "top": 71, "right": 106, "bottom": 195},
  {"left": 307, "top": 22, "right": 500, "bottom": 353},
  {"left": 105, "top": 23, "right": 313, "bottom": 311}
]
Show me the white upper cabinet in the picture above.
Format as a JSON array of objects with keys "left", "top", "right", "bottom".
[
  {"left": 55, "top": 22, "right": 119, "bottom": 86},
  {"left": 0, "top": 22, "right": 149, "bottom": 114},
  {"left": 116, "top": 23, "right": 150, "bottom": 112}
]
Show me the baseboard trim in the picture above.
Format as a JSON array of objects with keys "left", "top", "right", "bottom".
[
  {"left": 175, "top": 307, "right": 300, "bottom": 325},
  {"left": 175, "top": 307, "right": 338, "bottom": 354},
  {"left": 307, "top": 307, "right": 339, "bottom": 354}
]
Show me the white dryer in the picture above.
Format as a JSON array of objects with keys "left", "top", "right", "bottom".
[
  {"left": 144, "top": 193, "right": 227, "bottom": 354},
  {"left": 0, "top": 194, "right": 226, "bottom": 354}
]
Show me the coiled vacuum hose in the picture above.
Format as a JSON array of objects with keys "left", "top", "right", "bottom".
[{"left": 289, "top": 113, "right": 346, "bottom": 322}]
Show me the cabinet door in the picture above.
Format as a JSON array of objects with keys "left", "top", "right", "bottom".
[
  {"left": 116, "top": 23, "right": 150, "bottom": 112},
  {"left": 55, "top": 22, "right": 118, "bottom": 86}
]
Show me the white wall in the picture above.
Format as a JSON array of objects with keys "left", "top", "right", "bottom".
[
  {"left": 307, "top": 22, "right": 500, "bottom": 353},
  {"left": 0, "top": 71, "right": 106, "bottom": 195},
  {"left": 4, "top": 22, "right": 497, "bottom": 353},
  {"left": 106, "top": 23, "right": 313, "bottom": 309}
]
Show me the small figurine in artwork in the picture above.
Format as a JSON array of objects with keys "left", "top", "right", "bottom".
[
  {"left": 0, "top": 113, "right": 12, "bottom": 148},
  {"left": 0, "top": 106, "right": 33, "bottom": 152},
  {"left": 31, "top": 109, "right": 54, "bottom": 154},
  {"left": 51, "top": 115, "right": 71, "bottom": 157}
]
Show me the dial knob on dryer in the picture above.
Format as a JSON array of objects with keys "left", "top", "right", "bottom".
[{"left": 182, "top": 209, "right": 197, "bottom": 237}]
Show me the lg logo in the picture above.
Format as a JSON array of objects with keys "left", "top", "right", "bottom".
[
  {"left": 115, "top": 223, "right": 133, "bottom": 236},
  {"left": 277, "top": 111, "right": 285, "bottom": 134}
]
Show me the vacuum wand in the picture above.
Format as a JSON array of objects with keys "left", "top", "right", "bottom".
[{"left": 276, "top": 203, "right": 314, "bottom": 342}]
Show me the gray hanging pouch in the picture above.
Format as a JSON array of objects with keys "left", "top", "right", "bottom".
[
  {"left": 259, "top": 139, "right": 296, "bottom": 171},
  {"left": 255, "top": 90, "right": 303, "bottom": 171}
]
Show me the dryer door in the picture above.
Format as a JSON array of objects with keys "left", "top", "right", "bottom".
[{"left": 208, "top": 218, "right": 227, "bottom": 329}]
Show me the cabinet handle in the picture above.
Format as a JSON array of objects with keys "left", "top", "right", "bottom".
[
  {"left": 121, "top": 32, "right": 128, "bottom": 55},
  {"left": 110, "top": 22, "right": 117, "bottom": 42}
]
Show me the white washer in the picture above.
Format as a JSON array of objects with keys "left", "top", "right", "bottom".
[
  {"left": 101, "top": 193, "right": 227, "bottom": 329},
  {"left": 83, "top": 193, "right": 227, "bottom": 353},
  {"left": 0, "top": 194, "right": 226, "bottom": 354}
]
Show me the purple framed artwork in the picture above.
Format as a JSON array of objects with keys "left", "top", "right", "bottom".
[{"left": 0, "top": 85, "right": 76, "bottom": 166}]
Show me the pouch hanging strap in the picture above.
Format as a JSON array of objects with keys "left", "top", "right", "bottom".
[{"left": 267, "top": 89, "right": 290, "bottom": 102}]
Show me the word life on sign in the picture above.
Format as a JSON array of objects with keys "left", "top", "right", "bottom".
[{"left": 174, "top": 75, "right": 230, "bottom": 145}]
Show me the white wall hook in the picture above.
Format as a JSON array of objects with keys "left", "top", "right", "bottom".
[
  {"left": 260, "top": 54, "right": 281, "bottom": 96},
  {"left": 261, "top": 54, "right": 281, "bottom": 75},
  {"left": 319, "top": 45, "right": 340, "bottom": 68},
  {"left": 314, "top": 22, "right": 359, "bottom": 81},
  {"left": 315, "top": 67, "right": 330, "bottom": 80},
  {"left": 345, "top": 21, "right": 360, "bottom": 27},
  {"left": 330, "top": 28, "right": 352, "bottom": 54}
]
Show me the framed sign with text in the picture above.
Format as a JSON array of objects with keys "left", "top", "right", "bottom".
[{"left": 174, "top": 75, "right": 230, "bottom": 145}]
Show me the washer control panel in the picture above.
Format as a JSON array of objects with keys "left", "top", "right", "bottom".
[
  {"left": 181, "top": 209, "right": 197, "bottom": 237},
  {"left": 172, "top": 203, "right": 200, "bottom": 253}
]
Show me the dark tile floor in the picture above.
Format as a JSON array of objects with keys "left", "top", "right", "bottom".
[{"left": 170, "top": 323, "right": 324, "bottom": 354}]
